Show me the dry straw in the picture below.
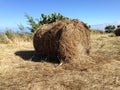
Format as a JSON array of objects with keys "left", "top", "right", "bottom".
[{"left": 33, "top": 19, "right": 91, "bottom": 63}]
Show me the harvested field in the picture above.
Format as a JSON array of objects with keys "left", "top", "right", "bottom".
[{"left": 0, "top": 33, "right": 120, "bottom": 90}]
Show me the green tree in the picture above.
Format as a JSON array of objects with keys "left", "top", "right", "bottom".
[
  {"left": 18, "top": 23, "right": 25, "bottom": 33},
  {"left": 25, "top": 13, "right": 69, "bottom": 33},
  {"left": 105, "top": 25, "right": 116, "bottom": 33},
  {"left": 25, "top": 14, "right": 40, "bottom": 33},
  {"left": 117, "top": 25, "right": 120, "bottom": 29}
]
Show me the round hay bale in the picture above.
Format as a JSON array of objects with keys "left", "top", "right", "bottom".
[
  {"left": 114, "top": 28, "right": 120, "bottom": 36},
  {"left": 33, "top": 19, "right": 90, "bottom": 63}
]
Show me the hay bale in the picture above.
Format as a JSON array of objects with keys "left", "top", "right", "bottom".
[
  {"left": 114, "top": 28, "right": 120, "bottom": 36},
  {"left": 33, "top": 19, "right": 90, "bottom": 63}
]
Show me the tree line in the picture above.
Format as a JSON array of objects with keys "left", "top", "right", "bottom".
[
  {"left": 105, "top": 25, "right": 120, "bottom": 33},
  {"left": 18, "top": 12, "right": 120, "bottom": 34}
]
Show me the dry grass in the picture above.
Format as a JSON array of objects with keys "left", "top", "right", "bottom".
[
  {"left": 0, "top": 33, "right": 120, "bottom": 90},
  {"left": 33, "top": 19, "right": 90, "bottom": 63}
]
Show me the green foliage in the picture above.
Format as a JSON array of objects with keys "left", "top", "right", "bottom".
[
  {"left": 117, "top": 25, "right": 120, "bottom": 29},
  {"left": 88, "top": 25, "right": 91, "bottom": 29},
  {"left": 39, "top": 13, "right": 69, "bottom": 24},
  {"left": 25, "top": 13, "right": 69, "bottom": 33},
  {"left": 18, "top": 23, "right": 25, "bottom": 32},
  {"left": 105, "top": 25, "right": 116, "bottom": 33},
  {"left": 25, "top": 14, "right": 39, "bottom": 33}
]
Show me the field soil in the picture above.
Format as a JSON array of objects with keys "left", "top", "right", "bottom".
[{"left": 0, "top": 33, "right": 120, "bottom": 90}]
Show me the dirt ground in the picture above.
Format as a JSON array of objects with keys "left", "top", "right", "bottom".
[{"left": 0, "top": 33, "right": 120, "bottom": 90}]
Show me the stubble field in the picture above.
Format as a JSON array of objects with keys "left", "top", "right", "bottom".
[{"left": 0, "top": 33, "right": 120, "bottom": 90}]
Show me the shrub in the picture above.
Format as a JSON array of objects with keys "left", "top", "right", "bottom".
[
  {"left": 105, "top": 25, "right": 115, "bottom": 33},
  {"left": 114, "top": 28, "right": 120, "bottom": 36},
  {"left": 5, "top": 29, "right": 15, "bottom": 41},
  {"left": 25, "top": 13, "right": 69, "bottom": 33}
]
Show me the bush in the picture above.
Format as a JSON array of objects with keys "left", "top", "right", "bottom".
[
  {"left": 5, "top": 29, "right": 15, "bottom": 41},
  {"left": 114, "top": 28, "right": 120, "bottom": 36},
  {"left": 25, "top": 13, "right": 69, "bottom": 33},
  {"left": 105, "top": 25, "right": 115, "bottom": 33}
]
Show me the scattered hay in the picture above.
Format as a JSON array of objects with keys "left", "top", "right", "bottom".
[{"left": 33, "top": 19, "right": 90, "bottom": 63}]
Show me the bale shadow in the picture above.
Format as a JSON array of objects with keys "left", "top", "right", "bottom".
[{"left": 15, "top": 50, "right": 60, "bottom": 64}]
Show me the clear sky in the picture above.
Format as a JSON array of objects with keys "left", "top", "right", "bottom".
[{"left": 0, "top": 0, "right": 120, "bottom": 30}]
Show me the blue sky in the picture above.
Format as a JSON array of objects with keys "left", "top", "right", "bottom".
[{"left": 0, "top": 0, "right": 120, "bottom": 31}]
